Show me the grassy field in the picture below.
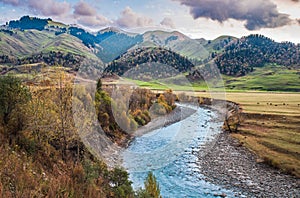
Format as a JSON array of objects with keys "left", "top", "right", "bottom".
[
  {"left": 125, "top": 64, "right": 300, "bottom": 92},
  {"left": 194, "top": 92, "right": 300, "bottom": 116},
  {"left": 223, "top": 64, "right": 300, "bottom": 92},
  {"left": 124, "top": 78, "right": 215, "bottom": 92},
  {"left": 196, "top": 91, "right": 300, "bottom": 177}
]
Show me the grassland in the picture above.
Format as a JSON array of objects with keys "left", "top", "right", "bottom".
[
  {"left": 223, "top": 64, "right": 300, "bottom": 92},
  {"left": 122, "top": 64, "right": 300, "bottom": 93},
  {"left": 124, "top": 78, "right": 211, "bottom": 92},
  {"left": 196, "top": 91, "right": 300, "bottom": 177},
  {"left": 195, "top": 92, "right": 300, "bottom": 116}
]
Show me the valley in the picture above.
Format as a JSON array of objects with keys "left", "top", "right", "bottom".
[{"left": 0, "top": 15, "right": 299, "bottom": 197}]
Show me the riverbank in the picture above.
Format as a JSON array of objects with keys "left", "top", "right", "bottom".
[
  {"left": 197, "top": 132, "right": 300, "bottom": 197},
  {"left": 133, "top": 104, "right": 197, "bottom": 137},
  {"left": 123, "top": 100, "right": 299, "bottom": 197}
]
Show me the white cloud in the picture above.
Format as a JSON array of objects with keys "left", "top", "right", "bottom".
[
  {"left": 115, "top": 6, "right": 153, "bottom": 28},
  {"left": 77, "top": 15, "right": 111, "bottom": 27},
  {"left": 160, "top": 17, "right": 176, "bottom": 28},
  {"left": 73, "top": 1, "right": 110, "bottom": 28},
  {"left": 28, "top": 0, "right": 71, "bottom": 16},
  {"left": 73, "top": 1, "right": 96, "bottom": 17}
]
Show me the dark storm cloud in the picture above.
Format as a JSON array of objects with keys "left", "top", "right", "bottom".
[{"left": 173, "top": 0, "right": 292, "bottom": 30}]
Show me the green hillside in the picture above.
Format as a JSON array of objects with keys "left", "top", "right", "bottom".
[
  {"left": 126, "top": 64, "right": 300, "bottom": 92},
  {"left": 141, "top": 31, "right": 236, "bottom": 61},
  {"left": 204, "top": 35, "right": 237, "bottom": 53},
  {"left": 0, "top": 30, "right": 55, "bottom": 57},
  {"left": 0, "top": 29, "right": 98, "bottom": 60},
  {"left": 224, "top": 64, "right": 300, "bottom": 92}
]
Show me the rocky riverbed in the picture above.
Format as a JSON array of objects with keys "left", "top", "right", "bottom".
[{"left": 197, "top": 132, "right": 300, "bottom": 197}]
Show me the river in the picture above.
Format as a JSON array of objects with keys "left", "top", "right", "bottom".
[{"left": 122, "top": 105, "right": 241, "bottom": 197}]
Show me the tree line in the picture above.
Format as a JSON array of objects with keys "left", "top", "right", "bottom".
[{"left": 95, "top": 79, "right": 177, "bottom": 145}]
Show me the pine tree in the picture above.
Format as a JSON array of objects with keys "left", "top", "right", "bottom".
[{"left": 144, "top": 172, "right": 162, "bottom": 198}]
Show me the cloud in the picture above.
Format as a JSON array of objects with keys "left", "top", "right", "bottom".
[
  {"left": 27, "top": 0, "right": 71, "bottom": 16},
  {"left": 73, "top": 1, "right": 96, "bottom": 16},
  {"left": 160, "top": 17, "right": 175, "bottom": 28},
  {"left": 77, "top": 15, "right": 111, "bottom": 27},
  {"left": 0, "top": 0, "right": 71, "bottom": 16},
  {"left": 115, "top": 6, "right": 153, "bottom": 28},
  {"left": 0, "top": 0, "right": 19, "bottom": 6},
  {"left": 73, "top": 1, "right": 110, "bottom": 27},
  {"left": 173, "top": 0, "right": 292, "bottom": 30}
]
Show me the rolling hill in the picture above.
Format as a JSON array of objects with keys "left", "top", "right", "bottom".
[
  {"left": 140, "top": 30, "right": 236, "bottom": 61},
  {"left": 215, "top": 34, "right": 300, "bottom": 76},
  {"left": 1, "top": 16, "right": 300, "bottom": 92},
  {"left": 0, "top": 29, "right": 98, "bottom": 60},
  {"left": 104, "top": 47, "right": 194, "bottom": 80}
]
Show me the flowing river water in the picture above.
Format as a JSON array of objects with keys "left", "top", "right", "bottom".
[{"left": 122, "top": 105, "right": 242, "bottom": 197}]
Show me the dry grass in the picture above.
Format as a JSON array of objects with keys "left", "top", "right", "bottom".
[
  {"left": 195, "top": 91, "right": 300, "bottom": 177},
  {"left": 223, "top": 92, "right": 300, "bottom": 116},
  {"left": 194, "top": 91, "right": 300, "bottom": 116},
  {"left": 232, "top": 114, "right": 300, "bottom": 177}
]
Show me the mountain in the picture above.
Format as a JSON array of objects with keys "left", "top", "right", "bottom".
[
  {"left": 215, "top": 34, "right": 300, "bottom": 76},
  {"left": 0, "top": 16, "right": 234, "bottom": 67},
  {"left": 0, "top": 29, "right": 96, "bottom": 59},
  {"left": 94, "top": 29, "right": 143, "bottom": 63},
  {"left": 61, "top": 26, "right": 143, "bottom": 63},
  {"left": 204, "top": 35, "right": 237, "bottom": 53},
  {"left": 140, "top": 30, "right": 236, "bottom": 61},
  {"left": 2, "top": 16, "right": 143, "bottom": 64},
  {"left": 104, "top": 47, "right": 194, "bottom": 80},
  {"left": 0, "top": 29, "right": 103, "bottom": 77},
  {"left": 1, "top": 16, "right": 299, "bottom": 83}
]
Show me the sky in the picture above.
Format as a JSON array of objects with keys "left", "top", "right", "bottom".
[{"left": 0, "top": 0, "right": 299, "bottom": 43}]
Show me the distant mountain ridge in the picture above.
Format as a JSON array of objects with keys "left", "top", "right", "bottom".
[
  {"left": 0, "top": 16, "right": 299, "bottom": 79},
  {"left": 2, "top": 16, "right": 143, "bottom": 63},
  {"left": 0, "top": 16, "right": 237, "bottom": 64}
]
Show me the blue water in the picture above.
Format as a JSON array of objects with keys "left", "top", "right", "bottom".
[{"left": 122, "top": 106, "right": 240, "bottom": 197}]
